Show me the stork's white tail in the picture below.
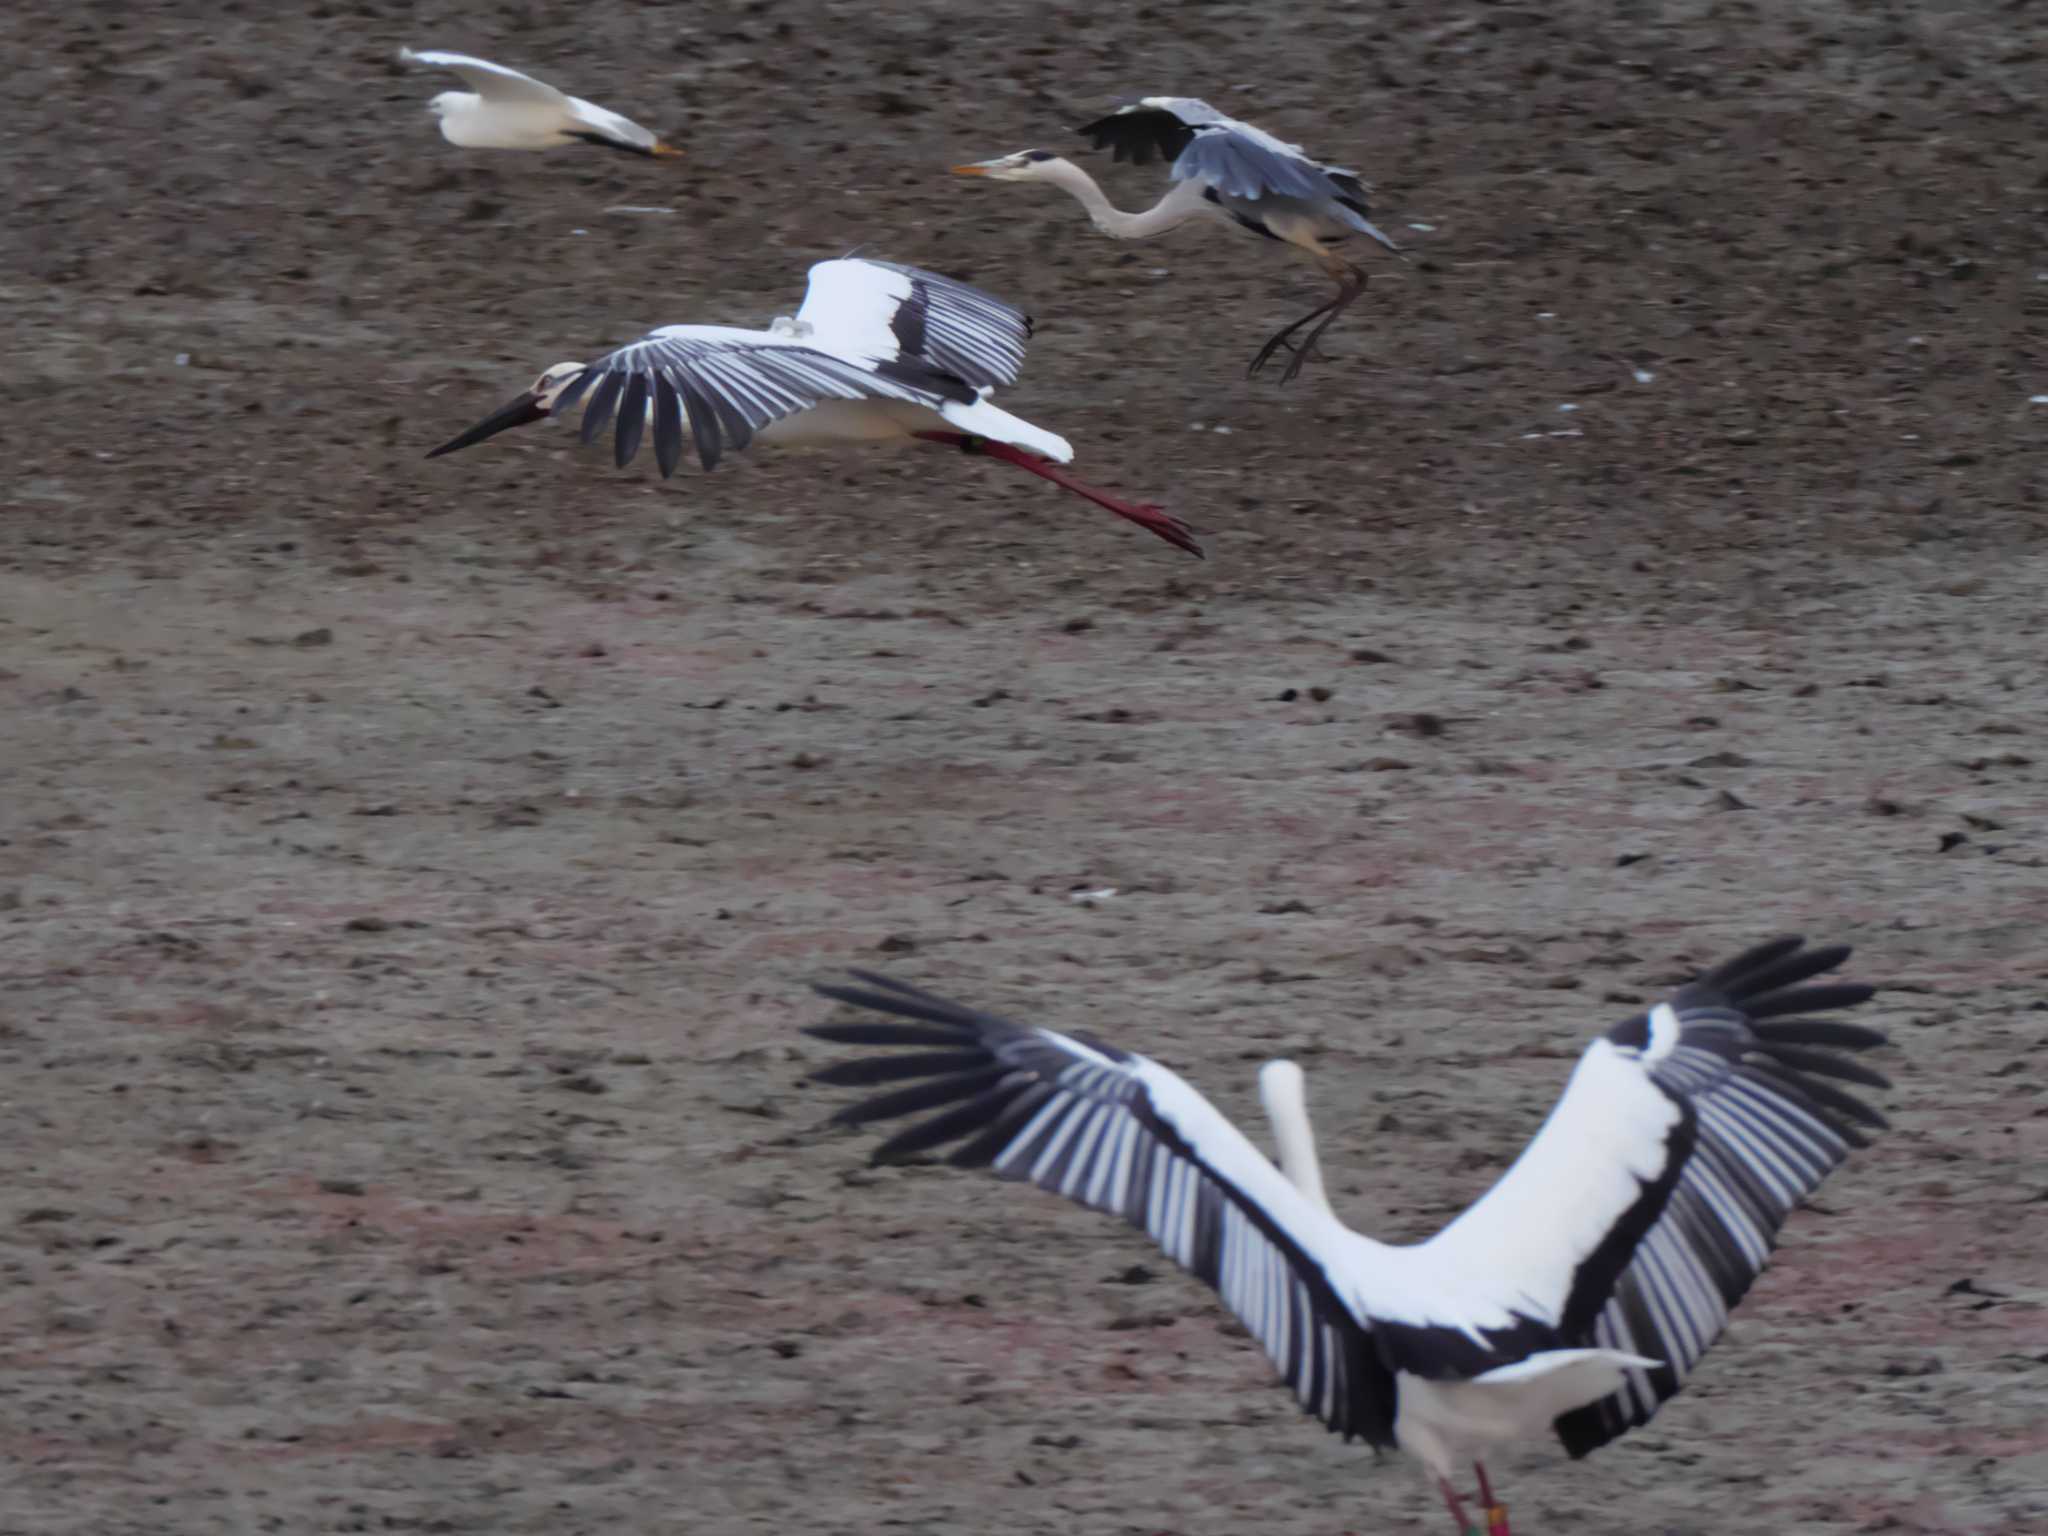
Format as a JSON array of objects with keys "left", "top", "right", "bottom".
[{"left": 938, "top": 391, "right": 1071, "bottom": 463}]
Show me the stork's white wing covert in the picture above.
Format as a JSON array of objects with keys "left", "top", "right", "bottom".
[{"left": 797, "top": 259, "right": 1033, "bottom": 392}]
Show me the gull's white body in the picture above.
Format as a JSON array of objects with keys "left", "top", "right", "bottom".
[{"left": 399, "top": 48, "right": 673, "bottom": 155}]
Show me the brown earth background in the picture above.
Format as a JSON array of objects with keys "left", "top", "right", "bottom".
[{"left": 3, "top": 1, "right": 2045, "bottom": 1532}]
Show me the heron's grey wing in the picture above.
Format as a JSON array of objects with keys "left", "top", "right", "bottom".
[
  {"left": 399, "top": 49, "right": 568, "bottom": 107},
  {"left": 548, "top": 332, "right": 957, "bottom": 477},
  {"left": 1170, "top": 125, "right": 1348, "bottom": 203},
  {"left": 1318, "top": 167, "right": 1403, "bottom": 254},
  {"left": 855, "top": 261, "right": 1033, "bottom": 391},
  {"left": 1076, "top": 103, "right": 1201, "bottom": 167}
]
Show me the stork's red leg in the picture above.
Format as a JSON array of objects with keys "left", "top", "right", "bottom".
[
  {"left": 1437, "top": 1477, "right": 1481, "bottom": 1536},
  {"left": 1474, "top": 1463, "right": 1510, "bottom": 1536},
  {"left": 913, "top": 431, "right": 1202, "bottom": 558}
]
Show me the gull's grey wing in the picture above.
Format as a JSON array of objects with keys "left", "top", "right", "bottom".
[
  {"left": 563, "top": 95, "right": 661, "bottom": 152},
  {"left": 398, "top": 49, "right": 569, "bottom": 107}
]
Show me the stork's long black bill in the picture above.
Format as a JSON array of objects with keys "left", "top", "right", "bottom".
[{"left": 425, "top": 391, "right": 547, "bottom": 459}]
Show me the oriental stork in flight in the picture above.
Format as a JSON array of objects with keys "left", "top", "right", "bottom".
[
  {"left": 955, "top": 96, "right": 1403, "bottom": 384},
  {"left": 425, "top": 257, "right": 1199, "bottom": 557},
  {"left": 398, "top": 48, "right": 682, "bottom": 157},
  {"left": 804, "top": 937, "right": 1891, "bottom": 1534}
]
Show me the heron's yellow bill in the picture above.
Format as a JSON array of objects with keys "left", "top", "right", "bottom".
[
  {"left": 950, "top": 162, "right": 993, "bottom": 176},
  {"left": 651, "top": 141, "right": 685, "bottom": 159}
]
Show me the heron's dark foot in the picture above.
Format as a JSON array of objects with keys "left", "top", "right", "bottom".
[
  {"left": 1275, "top": 299, "right": 1360, "bottom": 385},
  {"left": 1276, "top": 346, "right": 1331, "bottom": 386},
  {"left": 1246, "top": 334, "right": 1294, "bottom": 376},
  {"left": 1247, "top": 313, "right": 1325, "bottom": 379}
]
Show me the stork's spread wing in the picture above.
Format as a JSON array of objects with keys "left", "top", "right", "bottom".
[
  {"left": 806, "top": 973, "right": 1399, "bottom": 1448},
  {"left": 1078, "top": 96, "right": 1355, "bottom": 204},
  {"left": 1556, "top": 941, "right": 1887, "bottom": 1453},
  {"left": 796, "top": 259, "right": 1033, "bottom": 393},
  {"left": 544, "top": 326, "right": 972, "bottom": 475},
  {"left": 398, "top": 49, "right": 568, "bottom": 107},
  {"left": 1409, "top": 938, "right": 1886, "bottom": 1453}
]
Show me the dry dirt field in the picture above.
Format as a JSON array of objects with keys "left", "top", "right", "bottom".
[{"left": 4, "top": 1, "right": 2045, "bottom": 1532}]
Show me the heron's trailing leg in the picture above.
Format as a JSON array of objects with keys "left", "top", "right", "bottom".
[
  {"left": 1248, "top": 255, "right": 1367, "bottom": 385},
  {"left": 1474, "top": 1463, "right": 1510, "bottom": 1536},
  {"left": 912, "top": 431, "right": 1203, "bottom": 558},
  {"left": 1436, "top": 1477, "right": 1481, "bottom": 1536}
]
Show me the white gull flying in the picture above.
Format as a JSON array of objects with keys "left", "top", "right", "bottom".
[{"left": 399, "top": 48, "right": 680, "bottom": 158}]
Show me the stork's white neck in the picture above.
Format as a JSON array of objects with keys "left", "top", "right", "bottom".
[
  {"left": 1035, "top": 157, "right": 1206, "bottom": 240},
  {"left": 1259, "top": 1060, "right": 1333, "bottom": 1216}
]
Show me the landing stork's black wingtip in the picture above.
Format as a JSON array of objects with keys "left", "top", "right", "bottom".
[
  {"left": 806, "top": 973, "right": 996, "bottom": 1043},
  {"left": 1730, "top": 939, "right": 1857, "bottom": 1002},
  {"left": 1683, "top": 935, "right": 1860, "bottom": 1003}
]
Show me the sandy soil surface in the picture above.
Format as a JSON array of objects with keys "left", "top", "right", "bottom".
[{"left": 4, "top": 1, "right": 2045, "bottom": 1532}]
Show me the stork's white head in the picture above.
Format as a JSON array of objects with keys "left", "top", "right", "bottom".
[
  {"left": 426, "top": 362, "right": 588, "bottom": 462},
  {"left": 531, "top": 361, "right": 588, "bottom": 408},
  {"left": 952, "top": 149, "right": 1066, "bottom": 183}
]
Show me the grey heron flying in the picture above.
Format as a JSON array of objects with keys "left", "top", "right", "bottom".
[
  {"left": 955, "top": 96, "right": 1402, "bottom": 384},
  {"left": 398, "top": 48, "right": 682, "bottom": 158},
  {"left": 426, "top": 257, "right": 1200, "bottom": 558},
  {"left": 805, "top": 937, "right": 1891, "bottom": 1535}
]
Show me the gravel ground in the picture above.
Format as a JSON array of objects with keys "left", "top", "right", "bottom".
[{"left": 3, "top": 1, "right": 2044, "bottom": 1532}]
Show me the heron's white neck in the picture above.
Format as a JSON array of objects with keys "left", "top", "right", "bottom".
[
  {"left": 1034, "top": 157, "right": 1206, "bottom": 240},
  {"left": 1258, "top": 1060, "right": 1333, "bottom": 1216}
]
